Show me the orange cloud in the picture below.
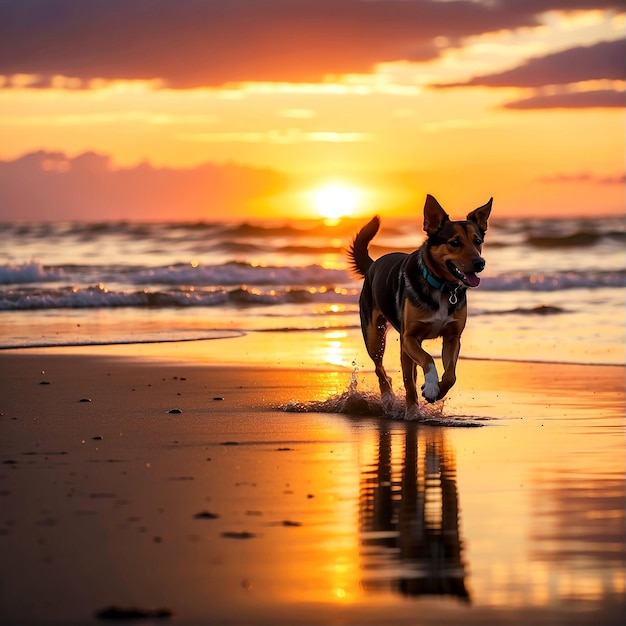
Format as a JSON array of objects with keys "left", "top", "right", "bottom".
[{"left": 0, "top": 151, "right": 287, "bottom": 221}]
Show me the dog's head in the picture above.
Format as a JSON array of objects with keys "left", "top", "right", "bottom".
[{"left": 423, "top": 194, "right": 492, "bottom": 288}]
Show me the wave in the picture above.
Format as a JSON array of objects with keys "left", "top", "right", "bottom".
[
  {"left": 222, "top": 219, "right": 376, "bottom": 239},
  {"left": 128, "top": 261, "right": 351, "bottom": 286},
  {"left": 1, "top": 260, "right": 624, "bottom": 309},
  {"left": 481, "top": 304, "right": 567, "bottom": 316},
  {"left": 1, "top": 269, "right": 623, "bottom": 311},
  {"left": 0, "top": 261, "right": 64, "bottom": 284},
  {"left": 2, "top": 217, "right": 392, "bottom": 242},
  {"left": 483, "top": 270, "right": 625, "bottom": 291},
  {"left": 0, "top": 283, "right": 360, "bottom": 311},
  {"left": 0, "top": 260, "right": 353, "bottom": 287},
  {"left": 526, "top": 230, "right": 626, "bottom": 248}
]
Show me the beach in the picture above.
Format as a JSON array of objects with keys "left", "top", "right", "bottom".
[
  {"left": 2, "top": 2, "right": 625, "bottom": 623},
  {"left": 1, "top": 331, "right": 624, "bottom": 625}
]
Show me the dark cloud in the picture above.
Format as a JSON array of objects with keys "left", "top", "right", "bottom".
[
  {"left": 436, "top": 39, "right": 626, "bottom": 88},
  {"left": 0, "top": 151, "right": 286, "bottom": 221},
  {"left": 0, "top": 0, "right": 623, "bottom": 88},
  {"left": 504, "top": 88, "right": 625, "bottom": 109}
]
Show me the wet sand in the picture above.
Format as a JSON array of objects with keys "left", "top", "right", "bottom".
[{"left": 0, "top": 334, "right": 624, "bottom": 625}]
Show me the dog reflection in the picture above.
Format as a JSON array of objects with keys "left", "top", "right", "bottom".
[{"left": 359, "top": 425, "right": 469, "bottom": 600}]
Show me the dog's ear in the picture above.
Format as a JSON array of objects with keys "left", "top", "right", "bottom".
[
  {"left": 423, "top": 194, "right": 449, "bottom": 237},
  {"left": 467, "top": 198, "right": 492, "bottom": 235}
]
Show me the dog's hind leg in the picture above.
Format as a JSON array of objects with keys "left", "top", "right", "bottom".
[{"left": 364, "top": 309, "right": 394, "bottom": 407}]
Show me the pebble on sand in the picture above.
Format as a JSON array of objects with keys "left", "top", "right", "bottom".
[
  {"left": 221, "top": 531, "right": 256, "bottom": 540},
  {"left": 193, "top": 511, "right": 220, "bottom": 520},
  {"left": 95, "top": 606, "right": 173, "bottom": 620}
]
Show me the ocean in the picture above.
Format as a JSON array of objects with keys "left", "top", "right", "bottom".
[{"left": 1, "top": 215, "right": 624, "bottom": 365}]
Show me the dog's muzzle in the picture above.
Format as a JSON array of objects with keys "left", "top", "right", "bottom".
[
  {"left": 446, "top": 258, "right": 485, "bottom": 288},
  {"left": 473, "top": 258, "right": 486, "bottom": 273}
]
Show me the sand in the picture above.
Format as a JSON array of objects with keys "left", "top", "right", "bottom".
[{"left": 0, "top": 333, "right": 624, "bottom": 625}]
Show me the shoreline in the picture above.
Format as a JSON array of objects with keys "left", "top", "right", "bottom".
[
  {"left": 1, "top": 327, "right": 624, "bottom": 369},
  {"left": 2, "top": 344, "right": 624, "bottom": 370}
]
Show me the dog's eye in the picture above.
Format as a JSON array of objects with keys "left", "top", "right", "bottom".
[
  {"left": 474, "top": 238, "right": 483, "bottom": 246},
  {"left": 449, "top": 239, "right": 462, "bottom": 248}
]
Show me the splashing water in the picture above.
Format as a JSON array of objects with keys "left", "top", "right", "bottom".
[{"left": 282, "top": 363, "right": 484, "bottom": 426}]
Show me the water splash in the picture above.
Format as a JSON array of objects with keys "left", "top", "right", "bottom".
[{"left": 282, "top": 363, "right": 484, "bottom": 426}]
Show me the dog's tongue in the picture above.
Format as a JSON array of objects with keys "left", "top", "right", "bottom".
[{"left": 465, "top": 273, "right": 481, "bottom": 287}]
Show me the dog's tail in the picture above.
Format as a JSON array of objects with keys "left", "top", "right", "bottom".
[{"left": 347, "top": 216, "right": 380, "bottom": 278}]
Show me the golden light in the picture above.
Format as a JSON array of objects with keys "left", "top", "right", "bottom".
[{"left": 313, "top": 184, "right": 358, "bottom": 222}]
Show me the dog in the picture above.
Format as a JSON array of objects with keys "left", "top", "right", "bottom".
[{"left": 348, "top": 194, "right": 492, "bottom": 417}]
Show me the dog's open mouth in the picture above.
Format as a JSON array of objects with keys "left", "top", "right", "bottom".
[{"left": 446, "top": 260, "right": 481, "bottom": 287}]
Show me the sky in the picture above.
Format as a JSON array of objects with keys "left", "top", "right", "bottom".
[{"left": 0, "top": 0, "right": 624, "bottom": 221}]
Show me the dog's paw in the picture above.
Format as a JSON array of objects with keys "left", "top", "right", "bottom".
[
  {"left": 421, "top": 363, "right": 440, "bottom": 403},
  {"left": 381, "top": 391, "right": 395, "bottom": 413},
  {"left": 421, "top": 381, "right": 440, "bottom": 403},
  {"left": 404, "top": 404, "right": 420, "bottom": 420}
]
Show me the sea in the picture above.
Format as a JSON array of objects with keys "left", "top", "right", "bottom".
[{"left": 1, "top": 215, "right": 624, "bottom": 366}]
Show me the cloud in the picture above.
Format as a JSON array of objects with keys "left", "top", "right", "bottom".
[
  {"left": 0, "top": 0, "right": 623, "bottom": 88},
  {"left": 435, "top": 38, "right": 626, "bottom": 88},
  {"left": 503, "top": 88, "right": 625, "bottom": 109},
  {"left": 0, "top": 151, "right": 287, "bottom": 221}
]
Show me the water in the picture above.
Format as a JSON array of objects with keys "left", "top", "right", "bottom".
[{"left": 1, "top": 216, "right": 624, "bottom": 364}]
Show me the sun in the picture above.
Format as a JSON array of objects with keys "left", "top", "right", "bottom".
[{"left": 313, "top": 184, "right": 358, "bottom": 222}]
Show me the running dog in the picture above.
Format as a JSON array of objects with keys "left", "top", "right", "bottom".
[{"left": 348, "top": 194, "right": 492, "bottom": 417}]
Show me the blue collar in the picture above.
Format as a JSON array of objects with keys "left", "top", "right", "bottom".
[{"left": 422, "top": 265, "right": 458, "bottom": 293}]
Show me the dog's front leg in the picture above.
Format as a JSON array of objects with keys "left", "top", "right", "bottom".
[
  {"left": 401, "top": 332, "right": 440, "bottom": 405},
  {"left": 438, "top": 330, "right": 461, "bottom": 400}
]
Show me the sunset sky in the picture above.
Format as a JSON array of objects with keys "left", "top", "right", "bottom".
[{"left": 0, "top": 0, "right": 624, "bottom": 221}]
